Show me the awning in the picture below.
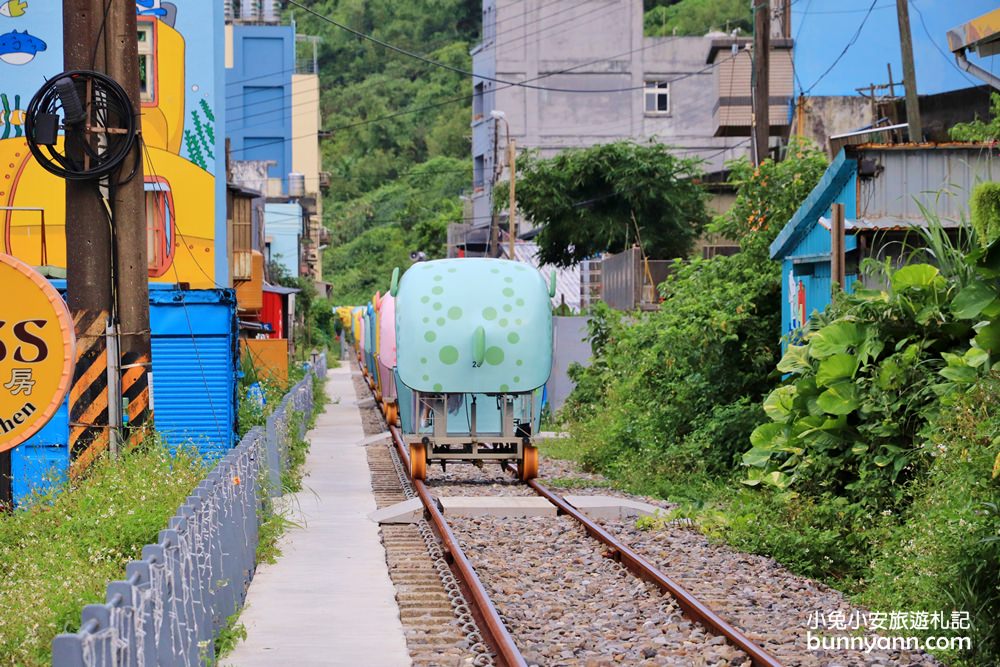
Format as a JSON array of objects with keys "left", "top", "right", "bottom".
[{"left": 263, "top": 283, "right": 301, "bottom": 295}]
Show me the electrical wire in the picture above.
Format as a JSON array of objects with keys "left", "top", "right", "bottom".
[
  {"left": 141, "top": 137, "right": 225, "bottom": 438},
  {"left": 909, "top": 0, "right": 979, "bottom": 88},
  {"left": 229, "top": 48, "right": 742, "bottom": 157},
  {"left": 802, "top": 0, "right": 879, "bottom": 94},
  {"left": 286, "top": 0, "right": 708, "bottom": 95}
]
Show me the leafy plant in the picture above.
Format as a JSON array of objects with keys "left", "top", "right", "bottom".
[
  {"left": 710, "top": 139, "right": 829, "bottom": 253},
  {"left": 971, "top": 181, "right": 1000, "bottom": 246},
  {"left": 562, "top": 145, "right": 826, "bottom": 478},
  {"left": 499, "top": 141, "right": 709, "bottom": 266},
  {"left": 949, "top": 91, "right": 1000, "bottom": 143},
  {"left": 744, "top": 261, "right": 977, "bottom": 501},
  {"left": 0, "top": 444, "right": 206, "bottom": 666}
]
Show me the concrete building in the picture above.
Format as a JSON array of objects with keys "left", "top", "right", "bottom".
[
  {"left": 468, "top": 0, "right": 793, "bottom": 242},
  {"left": 226, "top": 22, "right": 295, "bottom": 198}
]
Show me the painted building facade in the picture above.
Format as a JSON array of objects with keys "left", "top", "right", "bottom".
[
  {"left": 225, "top": 22, "right": 294, "bottom": 198},
  {"left": 0, "top": 1, "right": 228, "bottom": 287},
  {"left": 771, "top": 144, "right": 999, "bottom": 342}
]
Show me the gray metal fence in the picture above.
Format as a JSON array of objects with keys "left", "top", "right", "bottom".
[{"left": 51, "top": 354, "right": 327, "bottom": 667}]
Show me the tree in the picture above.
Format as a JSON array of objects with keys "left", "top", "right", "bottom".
[
  {"left": 710, "top": 139, "right": 829, "bottom": 252},
  {"left": 644, "top": 0, "right": 752, "bottom": 37},
  {"left": 500, "top": 141, "right": 709, "bottom": 266}
]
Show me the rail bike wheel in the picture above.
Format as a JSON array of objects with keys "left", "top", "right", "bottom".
[
  {"left": 388, "top": 403, "right": 400, "bottom": 427},
  {"left": 518, "top": 445, "right": 539, "bottom": 481},
  {"left": 410, "top": 443, "right": 427, "bottom": 480}
]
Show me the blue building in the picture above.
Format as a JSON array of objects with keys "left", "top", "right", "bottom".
[
  {"left": 226, "top": 22, "right": 295, "bottom": 197},
  {"left": 771, "top": 144, "right": 999, "bottom": 341}
]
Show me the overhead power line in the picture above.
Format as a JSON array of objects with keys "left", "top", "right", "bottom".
[
  {"left": 286, "top": 0, "right": 709, "bottom": 95},
  {"left": 803, "top": 0, "right": 879, "bottom": 94}
]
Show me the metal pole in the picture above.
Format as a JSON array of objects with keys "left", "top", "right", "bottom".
[
  {"left": 752, "top": 0, "right": 770, "bottom": 165},
  {"left": 508, "top": 138, "right": 516, "bottom": 260},
  {"left": 105, "top": 0, "right": 154, "bottom": 445},
  {"left": 106, "top": 324, "right": 122, "bottom": 458},
  {"left": 64, "top": 0, "right": 114, "bottom": 472},
  {"left": 896, "top": 0, "right": 922, "bottom": 142},
  {"left": 0, "top": 449, "right": 10, "bottom": 509}
]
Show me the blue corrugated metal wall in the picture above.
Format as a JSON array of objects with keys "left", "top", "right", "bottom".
[
  {"left": 10, "top": 286, "right": 238, "bottom": 504},
  {"left": 776, "top": 161, "right": 861, "bottom": 344},
  {"left": 149, "top": 288, "right": 238, "bottom": 459}
]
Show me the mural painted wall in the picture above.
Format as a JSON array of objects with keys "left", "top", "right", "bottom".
[{"left": 0, "top": 1, "right": 227, "bottom": 288}]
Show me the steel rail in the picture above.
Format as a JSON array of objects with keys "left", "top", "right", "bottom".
[
  {"left": 522, "top": 472, "right": 783, "bottom": 667},
  {"left": 388, "top": 424, "right": 527, "bottom": 667}
]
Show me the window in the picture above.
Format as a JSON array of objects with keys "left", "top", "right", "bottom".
[
  {"left": 644, "top": 80, "right": 669, "bottom": 114},
  {"left": 145, "top": 178, "right": 175, "bottom": 277},
  {"left": 473, "top": 82, "right": 485, "bottom": 120},
  {"left": 137, "top": 22, "right": 155, "bottom": 103},
  {"left": 473, "top": 155, "right": 485, "bottom": 191}
]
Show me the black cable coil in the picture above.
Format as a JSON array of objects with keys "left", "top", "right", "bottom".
[{"left": 24, "top": 70, "right": 137, "bottom": 181}]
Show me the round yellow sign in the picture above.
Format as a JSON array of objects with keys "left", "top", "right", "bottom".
[{"left": 0, "top": 254, "right": 75, "bottom": 453}]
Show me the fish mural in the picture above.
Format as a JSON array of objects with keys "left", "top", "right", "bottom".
[
  {"left": 0, "top": 1, "right": 28, "bottom": 18},
  {"left": 0, "top": 29, "right": 45, "bottom": 65}
]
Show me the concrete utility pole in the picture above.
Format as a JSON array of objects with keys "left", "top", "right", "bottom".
[
  {"left": 752, "top": 0, "right": 770, "bottom": 165},
  {"left": 896, "top": 0, "right": 922, "bottom": 142},
  {"left": 64, "top": 0, "right": 116, "bottom": 467},
  {"left": 105, "top": 0, "right": 153, "bottom": 448},
  {"left": 63, "top": 0, "right": 153, "bottom": 470}
]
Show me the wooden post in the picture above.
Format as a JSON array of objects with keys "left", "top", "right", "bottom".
[
  {"left": 752, "top": 0, "right": 770, "bottom": 165},
  {"left": 508, "top": 138, "right": 516, "bottom": 260},
  {"left": 896, "top": 0, "right": 922, "bottom": 141},
  {"left": 831, "top": 203, "right": 846, "bottom": 294}
]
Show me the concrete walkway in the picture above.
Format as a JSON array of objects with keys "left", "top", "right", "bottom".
[{"left": 224, "top": 366, "right": 411, "bottom": 667}]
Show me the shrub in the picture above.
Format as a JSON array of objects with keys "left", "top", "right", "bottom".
[
  {"left": 744, "top": 263, "right": 973, "bottom": 504},
  {"left": 562, "top": 141, "right": 827, "bottom": 481},
  {"left": 863, "top": 373, "right": 1000, "bottom": 666},
  {"left": 971, "top": 181, "right": 1000, "bottom": 246}
]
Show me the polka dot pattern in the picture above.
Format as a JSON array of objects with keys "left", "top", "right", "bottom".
[{"left": 395, "top": 258, "right": 552, "bottom": 394}]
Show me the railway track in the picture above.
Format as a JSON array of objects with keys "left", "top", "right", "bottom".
[{"left": 357, "top": 362, "right": 784, "bottom": 667}]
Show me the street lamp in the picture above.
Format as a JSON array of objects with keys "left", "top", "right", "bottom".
[{"left": 490, "top": 110, "right": 516, "bottom": 260}]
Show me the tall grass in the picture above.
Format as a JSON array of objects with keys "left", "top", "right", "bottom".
[{"left": 0, "top": 444, "right": 206, "bottom": 667}]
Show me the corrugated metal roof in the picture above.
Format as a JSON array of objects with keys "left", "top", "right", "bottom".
[
  {"left": 818, "top": 216, "right": 963, "bottom": 232},
  {"left": 856, "top": 145, "right": 998, "bottom": 223},
  {"left": 506, "top": 241, "right": 581, "bottom": 311}
]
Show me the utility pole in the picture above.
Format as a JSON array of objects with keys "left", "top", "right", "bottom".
[
  {"left": 64, "top": 0, "right": 115, "bottom": 470},
  {"left": 507, "top": 138, "right": 516, "bottom": 260},
  {"left": 896, "top": 0, "right": 922, "bottom": 142},
  {"left": 63, "top": 0, "right": 152, "bottom": 472},
  {"left": 752, "top": 0, "right": 770, "bottom": 165},
  {"left": 105, "top": 0, "right": 153, "bottom": 447}
]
